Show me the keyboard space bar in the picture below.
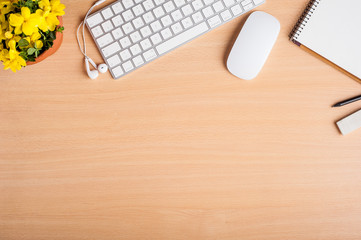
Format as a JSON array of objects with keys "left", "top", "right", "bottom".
[{"left": 156, "top": 22, "right": 209, "bottom": 55}]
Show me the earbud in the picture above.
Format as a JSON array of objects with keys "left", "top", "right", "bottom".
[
  {"left": 98, "top": 63, "right": 108, "bottom": 73},
  {"left": 77, "top": 0, "right": 109, "bottom": 79},
  {"left": 84, "top": 57, "right": 108, "bottom": 79},
  {"left": 85, "top": 58, "right": 99, "bottom": 80}
]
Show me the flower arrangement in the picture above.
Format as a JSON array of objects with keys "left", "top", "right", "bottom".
[{"left": 0, "top": 0, "right": 65, "bottom": 72}]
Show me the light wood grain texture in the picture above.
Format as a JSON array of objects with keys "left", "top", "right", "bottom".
[{"left": 1, "top": 1, "right": 361, "bottom": 239}]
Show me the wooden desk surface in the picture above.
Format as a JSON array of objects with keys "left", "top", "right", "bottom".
[{"left": 1, "top": 1, "right": 361, "bottom": 239}]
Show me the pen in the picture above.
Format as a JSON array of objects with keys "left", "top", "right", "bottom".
[{"left": 332, "top": 94, "right": 361, "bottom": 108}]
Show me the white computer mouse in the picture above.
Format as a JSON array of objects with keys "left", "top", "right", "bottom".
[{"left": 227, "top": 11, "right": 280, "bottom": 80}]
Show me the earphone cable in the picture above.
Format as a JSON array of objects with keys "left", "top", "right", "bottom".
[{"left": 76, "top": 5, "right": 96, "bottom": 58}]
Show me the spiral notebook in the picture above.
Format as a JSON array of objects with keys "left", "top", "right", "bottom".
[{"left": 290, "top": 0, "right": 361, "bottom": 83}]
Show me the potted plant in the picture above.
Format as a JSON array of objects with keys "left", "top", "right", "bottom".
[{"left": 0, "top": 0, "right": 65, "bottom": 72}]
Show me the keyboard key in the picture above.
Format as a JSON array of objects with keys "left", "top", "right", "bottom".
[
  {"left": 221, "top": 9, "right": 232, "bottom": 21},
  {"left": 132, "top": 55, "right": 144, "bottom": 67},
  {"left": 202, "top": 6, "right": 214, "bottom": 18},
  {"left": 112, "top": 28, "right": 123, "bottom": 40},
  {"left": 120, "top": 36, "right": 132, "bottom": 48},
  {"left": 123, "top": 0, "right": 135, "bottom": 9},
  {"left": 154, "top": 0, "right": 165, "bottom": 5},
  {"left": 120, "top": 49, "right": 132, "bottom": 61},
  {"left": 123, "top": 60, "right": 134, "bottom": 72},
  {"left": 132, "top": 4, "right": 145, "bottom": 16},
  {"left": 122, "top": 9, "right": 134, "bottom": 22},
  {"left": 107, "top": 54, "right": 121, "bottom": 67},
  {"left": 213, "top": 1, "right": 225, "bottom": 12},
  {"left": 241, "top": 0, "right": 252, "bottom": 6},
  {"left": 133, "top": 17, "right": 145, "bottom": 29},
  {"left": 161, "top": 15, "right": 172, "bottom": 27},
  {"left": 171, "top": 9, "right": 183, "bottom": 21},
  {"left": 122, "top": 22, "right": 134, "bottom": 34},
  {"left": 192, "top": 12, "right": 204, "bottom": 23},
  {"left": 150, "top": 33, "right": 162, "bottom": 45},
  {"left": 253, "top": 0, "right": 264, "bottom": 5},
  {"left": 112, "top": 66, "right": 124, "bottom": 78},
  {"left": 97, "top": 33, "right": 113, "bottom": 47},
  {"left": 243, "top": 3, "right": 253, "bottom": 11},
  {"left": 151, "top": 20, "right": 162, "bottom": 32},
  {"left": 164, "top": 1, "right": 175, "bottom": 13},
  {"left": 101, "top": 20, "right": 114, "bottom": 32},
  {"left": 140, "top": 26, "right": 152, "bottom": 38},
  {"left": 140, "top": 38, "right": 152, "bottom": 50},
  {"left": 143, "top": 12, "right": 155, "bottom": 24},
  {"left": 130, "top": 31, "right": 142, "bottom": 43},
  {"left": 231, "top": 4, "right": 243, "bottom": 15},
  {"left": 153, "top": 6, "right": 165, "bottom": 18},
  {"left": 204, "top": 0, "right": 215, "bottom": 5},
  {"left": 181, "top": 4, "right": 193, "bottom": 16},
  {"left": 130, "top": 44, "right": 142, "bottom": 55},
  {"left": 111, "top": 2, "right": 124, "bottom": 14},
  {"left": 143, "top": 0, "right": 155, "bottom": 11},
  {"left": 161, "top": 28, "right": 173, "bottom": 39},
  {"left": 171, "top": 22, "right": 183, "bottom": 34},
  {"left": 91, "top": 26, "right": 103, "bottom": 38},
  {"left": 111, "top": 15, "right": 123, "bottom": 27},
  {"left": 102, "top": 42, "right": 121, "bottom": 57},
  {"left": 223, "top": 0, "right": 235, "bottom": 7},
  {"left": 101, "top": 8, "right": 114, "bottom": 20},
  {"left": 156, "top": 22, "right": 209, "bottom": 55},
  {"left": 87, "top": 13, "right": 103, "bottom": 28},
  {"left": 143, "top": 49, "right": 157, "bottom": 61},
  {"left": 181, "top": 17, "right": 193, "bottom": 29},
  {"left": 193, "top": 0, "right": 204, "bottom": 11},
  {"left": 174, "top": 0, "right": 186, "bottom": 7},
  {"left": 208, "top": 15, "right": 221, "bottom": 28}
]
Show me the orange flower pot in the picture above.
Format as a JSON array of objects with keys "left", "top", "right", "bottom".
[{"left": 27, "top": 16, "right": 63, "bottom": 66}]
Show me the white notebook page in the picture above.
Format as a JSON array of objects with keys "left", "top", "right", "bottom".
[{"left": 297, "top": 0, "right": 361, "bottom": 78}]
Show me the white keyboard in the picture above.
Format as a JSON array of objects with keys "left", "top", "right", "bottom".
[{"left": 86, "top": 0, "right": 266, "bottom": 79}]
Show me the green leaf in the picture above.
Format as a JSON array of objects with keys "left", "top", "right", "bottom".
[
  {"left": 56, "top": 26, "right": 64, "bottom": 33},
  {"left": 19, "top": 51, "right": 28, "bottom": 61},
  {"left": 49, "top": 31, "right": 56, "bottom": 40},
  {"left": 27, "top": 56, "right": 36, "bottom": 62},
  {"left": 18, "top": 39, "right": 29, "bottom": 47},
  {"left": 27, "top": 48, "right": 36, "bottom": 55}
]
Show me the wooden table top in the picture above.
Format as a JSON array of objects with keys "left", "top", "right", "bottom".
[{"left": 1, "top": 0, "right": 361, "bottom": 239}]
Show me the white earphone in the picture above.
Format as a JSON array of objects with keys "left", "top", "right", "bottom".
[{"left": 77, "top": 0, "right": 108, "bottom": 79}]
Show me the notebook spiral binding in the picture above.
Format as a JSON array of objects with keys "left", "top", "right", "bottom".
[{"left": 289, "top": 0, "right": 321, "bottom": 42}]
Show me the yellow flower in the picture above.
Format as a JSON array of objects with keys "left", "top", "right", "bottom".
[
  {"left": 9, "top": 7, "right": 41, "bottom": 35},
  {"left": 4, "top": 26, "right": 15, "bottom": 39},
  {"left": 20, "top": 31, "right": 42, "bottom": 49},
  {"left": 50, "top": 0, "right": 65, "bottom": 16},
  {"left": 0, "top": 48, "right": 9, "bottom": 62},
  {"left": 4, "top": 31, "right": 12, "bottom": 38},
  {"left": 4, "top": 28, "right": 21, "bottom": 46},
  {"left": 0, "top": 0, "right": 15, "bottom": 15},
  {"left": 39, "top": 0, "right": 65, "bottom": 16},
  {"left": 35, "top": 39, "right": 43, "bottom": 49},
  {"left": 3, "top": 55, "right": 27, "bottom": 72},
  {"left": 36, "top": 9, "right": 59, "bottom": 32},
  {"left": 38, "top": 0, "right": 51, "bottom": 12},
  {"left": 30, "top": 31, "right": 41, "bottom": 42},
  {"left": 1, "top": 39, "right": 26, "bottom": 72}
]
